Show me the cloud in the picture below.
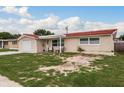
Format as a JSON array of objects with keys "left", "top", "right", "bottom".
[
  {"left": 0, "top": 15, "right": 124, "bottom": 37},
  {"left": 19, "top": 18, "right": 33, "bottom": 25},
  {"left": 28, "top": 15, "right": 60, "bottom": 30},
  {"left": 58, "top": 17, "right": 83, "bottom": 31},
  {"left": 0, "top": 6, "right": 31, "bottom": 18}
]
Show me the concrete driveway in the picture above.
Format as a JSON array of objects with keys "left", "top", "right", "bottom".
[
  {"left": 0, "top": 75, "right": 22, "bottom": 87},
  {"left": 0, "top": 51, "right": 22, "bottom": 56}
]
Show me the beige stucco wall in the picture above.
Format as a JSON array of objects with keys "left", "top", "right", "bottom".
[
  {"left": 64, "top": 35, "right": 114, "bottom": 52},
  {"left": 4, "top": 43, "right": 9, "bottom": 49},
  {"left": 4, "top": 41, "right": 18, "bottom": 49},
  {"left": 36, "top": 40, "right": 43, "bottom": 53},
  {"left": 19, "top": 37, "right": 37, "bottom": 53},
  {"left": 36, "top": 39, "right": 53, "bottom": 53}
]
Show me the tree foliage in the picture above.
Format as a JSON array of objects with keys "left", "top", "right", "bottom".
[
  {"left": 0, "top": 32, "right": 21, "bottom": 39},
  {"left": 33, "top": 29, "right": 54, "bottom": 36},
  {"left": 119, "top": 34, "right": 124, "bottom": 40}
]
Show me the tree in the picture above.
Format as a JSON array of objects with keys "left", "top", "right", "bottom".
[
  {"left": 0, "top": 32, "right": 13, "bottom": 39},
  {"left": 119, "top": 34, "right": 124, "bottom": 40},
  {"left": 13, "top": 34, "right": 21, "bottom": 39},
  {"left": 0, "top": 32, "right": 21, "bottom": 39},
  {"left": 33, "top": 29, "right": 54, "bottom": 36}
]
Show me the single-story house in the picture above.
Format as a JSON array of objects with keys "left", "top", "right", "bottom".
[
  {"left": 18, "top": 29, "right": 117, "bottom": 54},
  {"left": 0, "top": 39, "right": 18, "bottom": 49}
]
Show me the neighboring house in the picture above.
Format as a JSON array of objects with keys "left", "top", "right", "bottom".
[
  {"left": 0, "top": 39, "right": 18, "bottom": 49},
  {"left": 18, "top": 29, "right": 117, "bottom": 54}
]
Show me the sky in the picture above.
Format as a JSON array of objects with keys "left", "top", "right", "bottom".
[{"left": 0, "top": 6, "right": 124, "bottom": 36}]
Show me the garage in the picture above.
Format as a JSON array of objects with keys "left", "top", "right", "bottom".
[
  {"left": 18, "top": 34, "right": 39, "bottom": 53},
  {"left": 21, "top": 40, "right": 32, "bottom": 52}
]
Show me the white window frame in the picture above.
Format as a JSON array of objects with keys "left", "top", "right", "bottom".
[
  {"left": 80, "top": 38, "right": 89, "bottom": 45},
  {"left": 80, "top": 37, "right": 101, "bottom": 45}
]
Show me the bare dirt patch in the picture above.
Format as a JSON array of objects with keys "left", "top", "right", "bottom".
[{"left": 38, "top": 55, "right": 102, "bottom": 75}]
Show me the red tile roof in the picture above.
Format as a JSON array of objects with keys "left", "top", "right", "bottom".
[
  {"left": 23, "top": 34, "right": 39, "bottom": 39},
  {"left": 65, "top": 29, "right": 117, "bottom": 37}
]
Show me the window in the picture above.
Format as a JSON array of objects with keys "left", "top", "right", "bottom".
[
  {"left": 80, "top": 37, "right": 100, "bottom": 45},
  {"left": 80, "top": 38, "right": 88, "bottom": 44},
  {"left": 52, "top": 39, "right": 64, "bottom": 46},
  {"left": 12, "top": 41, "right": 17, "bottom": 45},
  {"left": 52, "top": 40, "right": 57, "bottom": 46},
  {"left": 90, "top": 38, "right": 100, "bottom": 44}
]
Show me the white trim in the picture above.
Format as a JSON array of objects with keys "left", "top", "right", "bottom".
[
  {"left": 18, "top": 35, "right": 38, "bottom": 40},
  {"left": 112, "top": 30, "right": 117, "bottom": 35},
  {"left": 40, "top": 35, "right": 65, "bottom": 39},
  {"left": 80, "top": 37, "right": 89, "bottom": 45},
  {"left": 59, "top": 37, "right": 62, "bottom": 53},
  {"left": 111, "top": 30, "right": 117, "bottom": 39},
  {"left": 79, "top": 37, "right": 101, "bottom": 45}
]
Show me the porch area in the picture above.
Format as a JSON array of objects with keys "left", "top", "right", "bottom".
[
  {"left": 0, "top": 40, "right": 8, "bottom": 49},
  {"left": 40, "top": 35, "right": 65, "bottom": 53}
]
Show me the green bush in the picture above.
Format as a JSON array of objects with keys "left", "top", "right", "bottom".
[{"left": 77, "top": 46, "right": 84, "bottom": 53}]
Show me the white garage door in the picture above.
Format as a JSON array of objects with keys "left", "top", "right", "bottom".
[{"left": 21, "top": 40, "right": 32, "bottom": 52}]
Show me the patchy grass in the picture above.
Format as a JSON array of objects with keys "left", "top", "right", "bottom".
[
  {"left": 0, "top": 48, "right": 18, "bottom": 52},
  {"left": 0, "top": 52, "right": 124, "bottom": 86}
]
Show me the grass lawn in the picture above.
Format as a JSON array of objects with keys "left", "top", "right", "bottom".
[
  {"left": 0, "top": 48, "right": 18, "bottom": 52},
  {"left": 0, "top": 52, "right": 124, "bottom": 87}
]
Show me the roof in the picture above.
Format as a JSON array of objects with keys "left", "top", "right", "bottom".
[
  {"left": 23, "top": 34, "right": 39, "bottom": 39},
  {"left": 65, "top": 29, "right": 117, "bottom": 37},
  {"left": 0, "top": 39, "right": 17, "bottom": 41},
  {"left": 40, "top": 35, "right": 65, "bottom": 39},
  {"left": 18, "top": 34, "right": 39, "bottom": 40}
]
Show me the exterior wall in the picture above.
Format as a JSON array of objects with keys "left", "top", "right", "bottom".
[
  {"left": 36, "top": 40, "right": 43, "bottom": 53},
  {"left": 19, "top": 37, "right": 37, "bottom": 53},
  {"left": 4, "top": 42, "right": 9, "bottom": 48},
  {"left": 36, "top": 39, "right": 52, "bottom": 53},
  {"left": 4, "top": 41, "right": 18, "bottom": 49},
  {"left": 18, "top": 35, "right": 115, "bottom": 53},
  {"left": 64, "top": 35, "right": 114, "bottom": 52},
  {"left": 41, "top": 39, "right": 52, "bottom": 52},
  {"left": 48, "top": 40, "right": 52, "bottom": 50},
  {"left": 64, "top": 38, "right": 79, "bottom": 52}
]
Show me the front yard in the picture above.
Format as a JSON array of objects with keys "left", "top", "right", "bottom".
[{"left": 0, "top": 52, "right": 124, "bottom": 87}]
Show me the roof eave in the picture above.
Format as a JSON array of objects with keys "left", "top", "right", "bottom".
[{"left": 65, "top": 34, "right": 112, "bottom": 38}]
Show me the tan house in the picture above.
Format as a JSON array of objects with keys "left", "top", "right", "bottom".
[
  {"left": 0, "top": 39, "right": 18, "bottom": 49},
  {"left": 18, "top": 29, "right": 117, "bottom": 55}
]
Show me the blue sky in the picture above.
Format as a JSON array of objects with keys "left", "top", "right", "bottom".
[
  {"left": 1, "top": 6, "right": 124, "bottom": 23},
  {"left": 31, "top": 6, "right": 124, "bottom": 23},
  {"left": 0, "top": 6, "right": 124, "bottom": 36}
]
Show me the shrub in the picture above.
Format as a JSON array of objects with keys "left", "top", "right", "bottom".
[{"left": 77, "top": 47, "right": 84, "bottom": 53}]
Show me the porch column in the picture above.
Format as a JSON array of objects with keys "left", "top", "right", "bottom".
[
  {"left": 59, "top": 36, "right": 62, "bottom": 53},
  {"left": 1, "top": 40, "right": 4, "bottom": 48}
]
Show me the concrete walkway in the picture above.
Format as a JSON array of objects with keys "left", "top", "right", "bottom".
[
  {"left": 0, "top": 51, "right": 22, "bottom": 56},
  {"left": 0, "top": 75, "right": 22, "bottom": 87}
]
